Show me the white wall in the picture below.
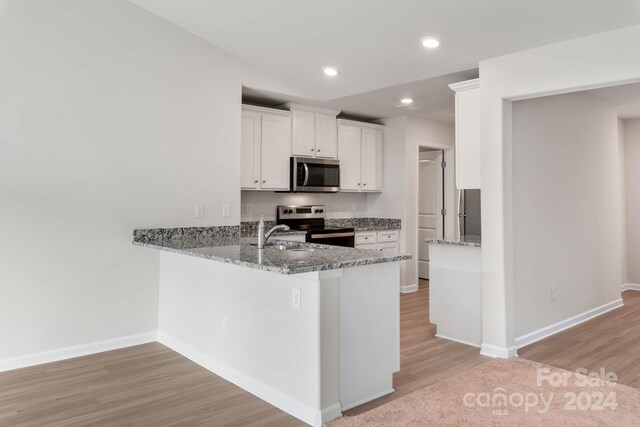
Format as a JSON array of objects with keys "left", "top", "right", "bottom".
[
  {"left": 624, "top": 118, "right": 640, "bottom": 284},
  {"left": 368, "top": 116, "right": 454, "bottom": 291},
  {"left": 0, "top": 0, "right": 302, "bottom": 360},
  {"left": 241, "top": 191, "right": 368, "bottom": 221},
  {"left": 479, "top": 24, "right": 640, "bottom": 357},
  {"left": 512, "top": 92, "right": 625, "bottom": 338}
]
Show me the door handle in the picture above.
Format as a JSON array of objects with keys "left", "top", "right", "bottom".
[{"left": 303, "top": 163, "right": 309, "bottom": 186}]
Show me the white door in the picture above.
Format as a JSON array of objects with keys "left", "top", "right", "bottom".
[
  {"left": 418, "top": 151, "right": 443, "bottom": 279},
  {"left": 291, "top": 110, "right": 316, "bottom": 157},
  {"left": 315, "top": 113, "right": 337, "bottom": 159},
  {"left": 361, "top": 128, "right": 381, "bottom": 191},
  {"left": 260, "top": 113, "right": 291, "bottom": 190},
  {"left": 338, "top": 125, "right": 362, "bottom": 191},
  {"left": 241, "top": 111, "right": 261, "bottom": 189}
]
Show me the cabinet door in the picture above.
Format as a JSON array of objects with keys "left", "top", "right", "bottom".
[
  {"left": 241, "top": 111, "right": 261, "bottom": 189},
  {"left": 378, "top": 242, "right": 399, "bottom": 254},
  {"left": 291, "top": 110, "right": 316, "bottom": 157},
  {"left": 361, "top": 128, "right": 382, "bottom": 191},
  {"left": 455, "top": 87, "right": 481, "bottom": 189},
  {"left": 315, "top": 114, "right": 337, "bottom": 159},
  {"left": 260, "top": 113, "right": 291, "bottom": 190},
  {"left": 338, "top": 125, "right": 362, "bottom": 191}
]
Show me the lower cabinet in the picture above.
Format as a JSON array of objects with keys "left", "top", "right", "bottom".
[{"left": 355, "top": 230, "right": 399, "bottom": 252}]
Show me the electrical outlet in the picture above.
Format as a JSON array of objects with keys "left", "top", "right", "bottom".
[
  {"left": 352, "top": 202, "right": 358, "bottom": 212},
  {"left": 222, "top": 203, "right": 231, "bottom": 217},
  {"left": 222, "top": 316, "right": 229, "bottom": 333},
  {"left": 195, "top": 203, "right": 205, "bottom": 218},
  {"left": 291, "top": 288, "right": 301, "bottom": 309},
  {"left": 246, "top": 204, "right": 253, "bottom": 215},
  {"left": 551, "top": 287, "right": 558, "bottom": 302}
]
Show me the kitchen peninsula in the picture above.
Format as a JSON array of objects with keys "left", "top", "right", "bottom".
[
  {"left": 133, "top": 226, "right": 410, "bottom": 427},
  {"left": 427, "top": 236, "right": 482, "bottom": 348}
]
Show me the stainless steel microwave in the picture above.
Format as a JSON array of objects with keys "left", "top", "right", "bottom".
[{"left": 290, "top": 157, "right": 340, "bottom": 193}]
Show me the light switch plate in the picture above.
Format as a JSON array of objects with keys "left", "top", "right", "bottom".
[{"left": 222, "top": 204, "right": 231, "bottom": 217}]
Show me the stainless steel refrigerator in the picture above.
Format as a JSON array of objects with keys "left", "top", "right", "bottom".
[{"left": 458, "top": 189, "right": 481, "bottom": 237}]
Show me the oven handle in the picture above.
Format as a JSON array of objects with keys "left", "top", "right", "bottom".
[
  {"left": 303, "top": 163, "right": 309, "bottom": 186},
  {"left": 310, "top": 232, "right": 355, "bottom": 239}
]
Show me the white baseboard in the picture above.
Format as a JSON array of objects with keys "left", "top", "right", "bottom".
[
  {"left": 622, "top": 283, "right": 640, "bottom": 292},
  {"left": 400, "top": 283, "right": 418, "bottom": 293},
  {"left": 435, "top": 333, "right": 481, "bottom": 349},
  {"left": 480, "top": 343, "right": 518, "bottom": 359},
  {"left": 158, "top": 332, "right": 336, "bottom": 427},
  {"left": 340, "top": 388, "right": 395, "bottom": 412},
  {"left": 0, "top": 331, "right": 158, "bottom": 373},
  {"left": 515, "top": 298, "right": 624, "bottom": 349}
]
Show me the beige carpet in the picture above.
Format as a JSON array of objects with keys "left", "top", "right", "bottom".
[{"left": 330, "top": 358, "right": 640, "bottom": 426}]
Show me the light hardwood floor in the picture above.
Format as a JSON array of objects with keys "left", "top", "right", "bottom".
[
  {"left": 519, "top": 290, "right": 640, "bottom": 389},
  {"left": 0, "top": 280, "right": 488, "bottom": 426}
]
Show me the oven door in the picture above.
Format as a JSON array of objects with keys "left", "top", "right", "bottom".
[
  {"left": 306, "top": 231, "right": 355, "bottom": 248},
  {"left": 291, "top": 157, "right": 340, "bottom": 193}
]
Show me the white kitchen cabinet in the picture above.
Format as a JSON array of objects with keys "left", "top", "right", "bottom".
[
  {"left": 291, "top": 109, "right": 316, "bottom": 156},
  {"left": 241, "top": 110, "right": 261, "bottom": 189},
  {"left": 241, "top": 105, "right": 291, "bottom": 191},
  {"left": 338, "top": 124, "right": 362, "bottom": 191},
  {"left": 361, "top": 128, "right": 382, "bottom": 191},
  {"left": 449, "top": 79, "right": 480, "bottom": 189},
  {"left": 338, "top": 120, "right": 383, "bottom": 192},
  {"left": 355, "top": 229, "right": 399, "bottom": 252},
  {"left": 315, "top": 113, "right": 338, "bottom": 158},
  {"left": 285, "top": 103, "right": 340, "bottom": 159}
]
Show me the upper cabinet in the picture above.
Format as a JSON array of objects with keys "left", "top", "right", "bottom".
[
  {"left": 285, "top": 103, "right": 340, "bottom": 159},
  {"left": 241, "top": 105, "right": 291, "bottom": 191},
  {"left": 449, "top": 79, "right": 481, "bottom": 189},
  {"left": 338, "top": 119, "right": 383, "bottom": 192}
]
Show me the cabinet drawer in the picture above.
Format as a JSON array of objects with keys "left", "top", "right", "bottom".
[
  {"left": 377, "top": 230, "right": 399, "bottom": 242},
  {"left": 356, "top": 243, "right": 378, "bottom": 250},
  {"left": 355, "top": 232, "right": 376, "bottom": 245},
  {"left": 377, "top": 242, "right": 399, "bottom": 253}
]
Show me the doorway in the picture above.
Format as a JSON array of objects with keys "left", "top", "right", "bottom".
[{"left": 418, "top": 148, "right": 445, "bottom": 279}]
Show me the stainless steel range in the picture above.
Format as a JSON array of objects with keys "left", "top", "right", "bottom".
[{"left": 276, "top": 205, "right": 355, "bottom": 247}]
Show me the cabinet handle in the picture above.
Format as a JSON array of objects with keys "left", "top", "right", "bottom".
[
  {"left": 262, "top": 180, "right": 266, "bottom": 183},
  {"left": 357, "top": 183, "right": 361, "bottom": 186},
  {"left": 363, "top": 183, "right": 367, "bottom": 186},
  {"left": 311, "top": 148, "right": 315, "bottom": 152},
  {"left": 254, "top": 180, "right": 258, "bottom": 183},
  {"left": 317, "top": 149, "right": 321, "bottom": 152}
]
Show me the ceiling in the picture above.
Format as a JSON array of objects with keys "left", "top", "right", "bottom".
[
  {"left": 587, "top": 82, "right": 640, "bottom": 119},
  {"left": 243, "top": 68, "right": 478, "bottom": 123},
  {"left": 130, "top": 0, "right": 640, "bottom": 103}
]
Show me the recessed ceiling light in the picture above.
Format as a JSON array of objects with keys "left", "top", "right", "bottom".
[
  {"left": 421, "top": 37, "right": 441, "bottom": 49},
  {"left": 400, "top": 98, "right": 414, "bottom": 105},
  {"left": 323, "top": 66, "right": 339, "bottom": 77}
]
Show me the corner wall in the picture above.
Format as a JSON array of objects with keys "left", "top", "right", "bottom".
[
  {"left": 0, "top": 0, "right": 301, "bottom": 361},
  {"left": 368, "top": 116, "right": 454, "bottom": 291},
  {"left": 624, "top": 118, "right": 640, "bottom": 284},
  {"left": 512, "top": 92, "right": 625, "bottom": 338}
]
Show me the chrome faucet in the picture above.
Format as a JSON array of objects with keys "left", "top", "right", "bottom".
[{"left": 257, "top": 216, "right": 290, "bottom": 249}]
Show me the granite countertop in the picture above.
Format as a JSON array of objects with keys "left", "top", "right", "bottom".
[
  {"left": 426, "top": 235, "right": 481, "bottom": 248},
  {"left": 240, "top": 218, "right": 401, "bottom": 237},
  {"left": 133, "top": 226, "right": 411, "bottom": 275}
]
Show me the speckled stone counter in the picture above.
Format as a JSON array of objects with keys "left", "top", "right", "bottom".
[
  {"left": 425, "top": 235, "right": 481, "bottom": 248},
  {"left": 240, "top": 217, "right": 401, "bottom": 236},
  {"left": 325, "top": 217, "right": 401, "bottom": 231},
  {"left": 133, "top": 226, "right": 411, "bottom": 274}
]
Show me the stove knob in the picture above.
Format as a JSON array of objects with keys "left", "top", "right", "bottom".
[
  {"left": 287, "top": 209, "right": 293, "bottom": 214},
  {"left": 319, "top": 209, "right": 324, "bottom": 213},
  {"left": 314, "top": 209, "right": 320, "bottom": 213}
]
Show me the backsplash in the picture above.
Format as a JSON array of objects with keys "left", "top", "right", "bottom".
[{"left": 241, "top": 191, "right": 368, "bottom": 221}]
